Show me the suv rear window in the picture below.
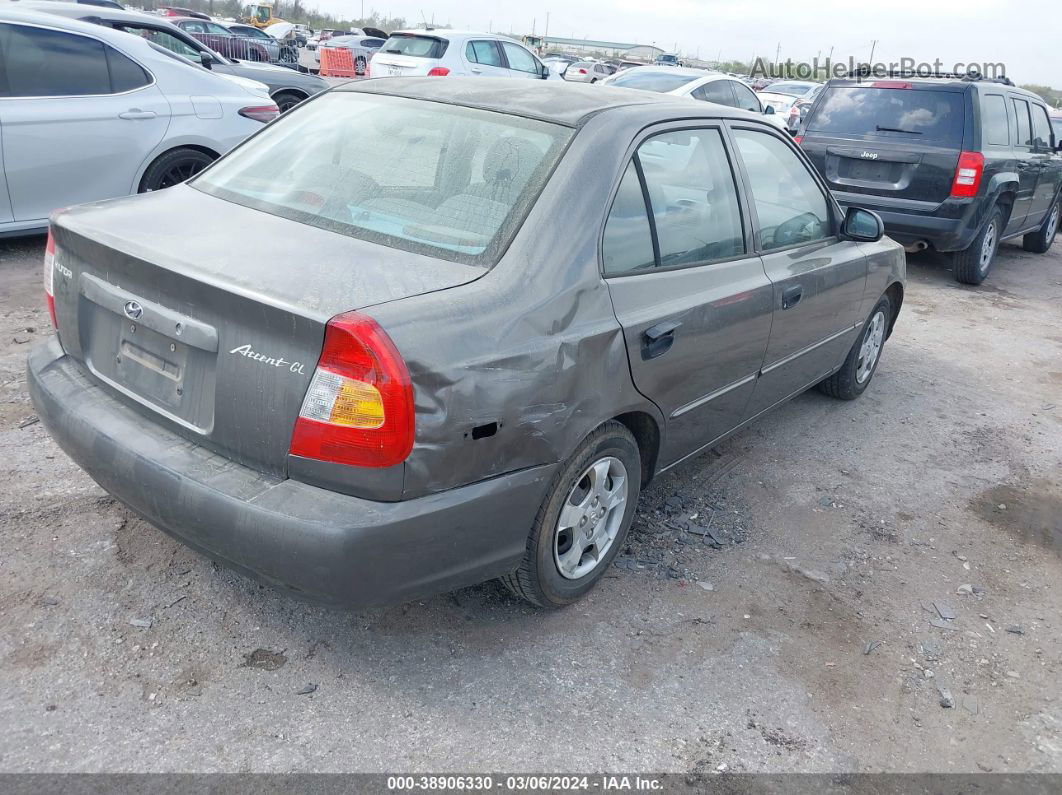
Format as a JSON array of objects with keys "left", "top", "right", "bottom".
[
  {"left": 378, "top": 34, "right": 447, "bottom": 58},
  {"left": 193, "top": 92, "right": 571, "bottom": 266},
  {"left": 808, "top": 86, "right": 965, "bottom": 144}
]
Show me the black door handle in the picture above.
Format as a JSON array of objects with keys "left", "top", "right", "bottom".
[
  {"left": 642, "top": 320, "right": 680, "bottom": 360},
  {"left": 782, "top": 285, "right": 803, "bottom": 310}
]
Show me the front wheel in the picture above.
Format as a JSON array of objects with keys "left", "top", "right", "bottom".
[
  {"left": 501, "top": 421, "right": 641, "bottom": 607},
  {"left": 355, "top": 55, "right": 367, "bottom": 76},
  {"left": 138, "top": 147, "right": 215, "bottom": 193},
  {"left": 1023, "top": 199, "right": 1060, "bottom": 254},
  {"left": 817, "top": 295, "right": 892, "bottom": 400}
]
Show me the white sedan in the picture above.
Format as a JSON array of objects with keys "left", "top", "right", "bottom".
[
  {"left": 0, "top": 7, "right": 276, "bottom": 237},
  {"left": 603, "top": 66, "right": 790, "bottom": 131}
]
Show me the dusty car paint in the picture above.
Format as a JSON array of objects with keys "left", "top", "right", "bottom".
[{"left": 28, "top": 80, "right": 905, "bottom": 606}]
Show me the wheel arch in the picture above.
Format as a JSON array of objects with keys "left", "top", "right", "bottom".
[
  {"left": 884, "top": 281, "right": 904, "bottom": 339},
  {"left": 612, "top": 410, "right": 661, "bottom": 487},
  {"left": 133, "top": 143, "right": 221, "bottom": 193}
]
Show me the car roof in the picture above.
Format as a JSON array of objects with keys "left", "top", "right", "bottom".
[
  {"left": 824, "top": 76, "right": 1040, "bottom": 101},
  {"left": 0, "top": 4, "right": 152, "bottom": 43},
  {"left": 388, "top": 29, "right": 522, "bottom": 40},
  {"left": 341, "top": 78, "right": 768, "bottom": 128}
]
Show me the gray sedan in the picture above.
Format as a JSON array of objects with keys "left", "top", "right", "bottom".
[
  {"left": 29, "top": 80, "right": 905, "bottom": 609},
  {"left": 22, "top": 1, "right": 327, "bottom": 111}
]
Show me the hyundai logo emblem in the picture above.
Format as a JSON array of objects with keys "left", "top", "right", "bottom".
[{"left": 123, "top": 301, "right": 143, "bottom": 320}]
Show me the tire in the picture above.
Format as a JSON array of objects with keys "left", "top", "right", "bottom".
[
  {"left": 817, "top": 294, "right": 892, "bottom": 401},
  {"left": 355, "top": 56, "right": 367, "bottom": 76},
  {"left": 952, "top": 206, "right": 1003, "bottom": 285},
  {"left": 138, "top": 148, "right": 215, "bottom": 193},
  {"left": 1022, "top": 198, "right": 1060, "bottom": 254},
  {"left": 272, "top": 90, "right": 305, "bottom": 113},
  {"left": 501, "top": 421, "right": 641, "bottom": 608}
]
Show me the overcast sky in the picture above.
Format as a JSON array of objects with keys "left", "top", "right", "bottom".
[{"left": 313, "top": 0, "right": 1059, "bottom": 87}]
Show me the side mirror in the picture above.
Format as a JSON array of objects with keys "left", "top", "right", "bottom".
[
  {"left": 540, "top": 64, "right": 550, "bottom": 80},
  {"left": 199, "top": 51, "right": 213, "bottom": 69},
  {"left": 841, "top": 206, "right": 885, "bottom": 243},
  {"left": 763, "top": 105, "right": 775, "bottom": 115}
]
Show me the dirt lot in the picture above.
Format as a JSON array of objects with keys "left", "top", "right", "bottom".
[{"left": 1, "top": 233, "right": 1060, "bottom": 774}]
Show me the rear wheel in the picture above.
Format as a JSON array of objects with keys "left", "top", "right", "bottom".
[
  {"left": 138, "top": 148, "right": 215, "bottom": 193},
  {"left": 355, "top": 56, "right": 367, "bottom": 76},
  {"left": 1023, "top": 199, "right": 1060, "bottom": 253},
  {"left": 952, "top": 207, "right": 1002, "bottom": 285},
  {"left": 502, "top": 421, "right": 641, "bottom": 608},
  {"left": 817, "top": 294, "right": 892, "bottom": 400},
  {"left": 272, "top": 90, "right": 305, "bottom": 113}
]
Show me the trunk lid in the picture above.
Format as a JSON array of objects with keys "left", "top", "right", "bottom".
[
  {"left": 50, "top": 186, "right": 482, "bottom": 476},
  {"left": 800, "top": 84, "right": 968, "bottom": 205}
]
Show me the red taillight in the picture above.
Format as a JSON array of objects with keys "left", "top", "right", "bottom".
[
  {"left": 426, "top": 66, "right": 450, "bottom": 76},
  {"left": 578, "top": 68, "right": 587, "bottom": 74},
  {"left": 951, "top": 151, "right": 984, "bottom": 198},
  {"left": 793, "top": 135, "right": 803, "bottom": 145},
  {"left": 289, "top": 312, "right": 414, "bottom": 469},
  {"left": 238, "top": 104, "right": 280, "bottom": 123},
  {"left": 871, "top": 81, "right": 912, "bottom": 89},
  {"left": 43, "top": 230, "right": 57, "bottom": 329}
]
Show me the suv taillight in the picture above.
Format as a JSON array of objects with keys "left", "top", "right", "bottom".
[
  {"left": 289, "top": 312, "right": 414, "bottom": 468},
  {"left": 951, "top": 151, "right": 984, "bottom": 198},
  {"left": 427, "top": 66, "right": 450, "bottom": 76},
  {"left": 43, "top": 230, "right": 57, "bottom": 328}
]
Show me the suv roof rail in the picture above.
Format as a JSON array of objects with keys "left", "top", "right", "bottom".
[{"left": 849, "top": 65, "right": 1014, "bottom": 86}]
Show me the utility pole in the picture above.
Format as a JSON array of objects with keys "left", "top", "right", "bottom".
[
  {"left": 544, "top": 11, "right": 549, "bottom": 39},
  {"left": 775, "top": 41, "right": 780, "bottom": 67}
]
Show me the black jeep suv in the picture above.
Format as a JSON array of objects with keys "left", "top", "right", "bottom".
[{"left": 797, "top": 74, "right": 1062, "bottom": 284}]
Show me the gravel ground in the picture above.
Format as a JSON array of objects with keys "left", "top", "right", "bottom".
[{"left": 1, "top": 233, "right": 1060, "bottom": 773}]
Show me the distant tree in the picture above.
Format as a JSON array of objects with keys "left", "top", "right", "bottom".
[{"left": 1020, "top": 84, "right": 1062, "bottom": 108}]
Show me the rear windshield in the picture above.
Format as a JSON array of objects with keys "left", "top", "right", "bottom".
[
  {"left": 808, "top": 86, "right": 965, "bottom": 143},
  {"left": 378, "top": 34, "right": 447, "bottom": 58},
  {"left": 610, "top": 70, "right": 697, "bottom": 93},
  {"left": 193, "top": 92, "right": 571, "bottom": 266}
]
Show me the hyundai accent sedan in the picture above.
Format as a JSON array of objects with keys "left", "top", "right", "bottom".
[{"left": 28, "top": 80, "right": 905, "bottom": 609}]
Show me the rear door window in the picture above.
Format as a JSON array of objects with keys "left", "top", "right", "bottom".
[
  {"left": 692, "top": 80, "right": 736, "bottom": 106},
  {"left": 1012, "top": 98, "right": 1032, "bottom": 147},
  {"left": 731, "top": 82, "right": 762, "bottom": 112},
  {"left": 466, "top": 40, "right": 502, "bottom": 66},
  {"left": 807, "top": 86, "right": 965, "bottom": 144},
  {"left": 981, "top": 94, "right": 1010, "bottom": 146},
  {"left": 602, "top": 162, "right": 656, "bottom": 275},
  {"left": 0, "top": 23, "right": 113, "bottom": 97},
  {"left": 731, "top": 128, "right": 831, "bottom": 250},
  {"left": 636, "top": 129, "right": 746, "bottom": 267}
]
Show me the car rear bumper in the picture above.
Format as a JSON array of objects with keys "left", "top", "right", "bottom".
[
  {"left": 28, "top": 337, "right": 556, "bottom": 608},
  {"left": 834, "top": 191, "right": 979, "bottom": 252}
]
